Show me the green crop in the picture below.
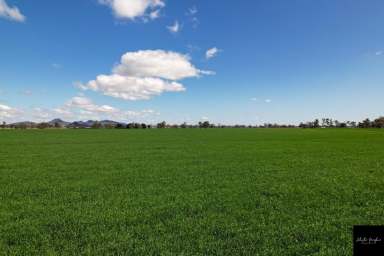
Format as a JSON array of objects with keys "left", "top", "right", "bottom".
[{"left": 0, "top": 129, "right": 383, "bottom": 255}]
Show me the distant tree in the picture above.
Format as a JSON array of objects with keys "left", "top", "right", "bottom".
[
  {"left": 141, "top": 123, "right": 147, "bottom": 129},
  {"left": 321, "top": 118, "right": 327, "bottom": 127},
  {"left": 17, "top": 123, "right": 27, "bottom": 129},
  {"left": 115, "top": 123, "right": 125, "bottom": 129},
  {"left": 180, "top": 122, "right": 187, "bottom": 128},
  {"left": 199, "top": 121, "right": 211, "bottom": 128},
  {"left": 373, "top": 117, "right": 384, "bottom": 128},
  {"left": 37, "top": 122, "right": 50, "bottom": 129},
  {"left": 359, "top": 118, "right": 372, "bottom": 128},
  {"left": 104, "top": 124, "right": 116, "bottom": 129},
  {"left": 157, "top": 121, "right": 166, "bottom": 129},
  {"left": 54, "top": 122, "right": 61, "bottom": 128},
  {"left": 314, "top": 119, "right": 320, "bottom": 128},
  {"left": 91, "top": 121, "right": 102, "bottom": 129},
  {"left": 0, "top": 121, "right": 5, "bottom": 128}
]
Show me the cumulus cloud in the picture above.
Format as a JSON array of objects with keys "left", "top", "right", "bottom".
[
  {"left": 167, "top": 20, "right": 180, "bottom": 33},
  {"left": 114, "top": 50, "right": 201, "bottom": 80},
  {"left": 0, "top": 0, "right": 25, "bottom": 22},
  {"left": 84, "top": 74, "right": 185, "bottom": 101},
  {"left": 99, "top": 0, "right": 164, "bottom": 20},
  {"left": 206, "top": 47, "right": 221, "bottom": 60},
  {"left": 78, "top": 50, "right": 213, "bottom": 101},
  {"left": 265, "top": 99, "right": 272, "bottom": 103}
]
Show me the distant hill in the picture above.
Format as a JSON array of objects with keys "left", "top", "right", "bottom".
[
  {"left": 67, "top": 120, "right": 95, "bottom": 128},
  {"left": 100, "top": 120, "right": 122, "bottom": 126},
  {"left": 10, "top": 121, "right": 37, "bottom": 128},
  {"left": 48, "top": 119, "right": 70, "bottom": 127}
]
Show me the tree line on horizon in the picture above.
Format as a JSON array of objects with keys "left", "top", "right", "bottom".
[{"left": 1, "top": 116, "right": 384, "bottom": 129}]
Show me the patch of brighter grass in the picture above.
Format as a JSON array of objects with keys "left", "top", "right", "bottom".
[{"left": 0, "top": 128, "right": 383, "bottom": 255}]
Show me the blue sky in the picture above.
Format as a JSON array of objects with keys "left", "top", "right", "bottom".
[{"left": 1, "top": 0, "right": 384, "bottom": 124}]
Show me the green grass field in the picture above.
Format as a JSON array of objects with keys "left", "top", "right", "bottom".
[{"left": 0, "top": 129, "right": 383, "bottom": 255}]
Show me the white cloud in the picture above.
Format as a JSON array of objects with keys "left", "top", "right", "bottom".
[
  {"left": 0, "top": 0, "right": 25, "bottom": 22},
  {"left": 251, "top": 97, "right": 258, "bottom": 101},
  {"left": 149, "top": 9, "right": 160, "bottom": 19},
  {"left": 66, "top": 96, "right": 119, "bottom": 114},
  {"left": 0, "top": 103, "right": 20, "bottom": 120},
  {"left": 79, "top": 50, "right": 213, "bottom": 101},
  {"left": 1, "top": 96, "right": 157, "bottom": 123},
  {"left": 99, "top": 0, "right": 164, "bottom": 20},
  {"left": 114, "top": 50, "right": 202, "bottom": 80},
  {"left": 375, "top": 51, "right": 383, "bottom": 56},
  {"left": 167, "top": 20, "right": 180, "bottom": 34},
  {"left": 206, "top": 47, "right": 221, "bottom": 59},
  {"left": 265, "top": 99, "right": 272, "bottom": 103},
  {"left": 31, "top": 107, "right": 52, "bottom": 121},
  {"left": 84, "top": 74, "right": 185, "bottom": 101},
  {"left": 63, "top": 96, "right": 157, "bottom": 121}
]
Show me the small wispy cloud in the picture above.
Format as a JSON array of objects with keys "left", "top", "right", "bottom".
[
  {"left": 206, "top": 47, "right": 221, "bottom": 60},
  {"left": 52, "top": 63, "right": 62, "bottom": 69},
  {"left": 251, "top": 98, "right": 272, "bottom": 103},
  {"left": 167, "top": 20, "right": 180, "bottom": 33},
  {"left": 375, "top": 51, "right": 383, "bottom": 56},
  {"left": 149, "top": 9, "right": 160, "bottom": 20},
  {"left": 187, "top": 6, "right": 198, "bottom": 16},
  {"left": 191, "top": 17, "right": 199, "bottom": 29},
  {"left": 186, "top": 6, "right": 199, "bottom": 29}
]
